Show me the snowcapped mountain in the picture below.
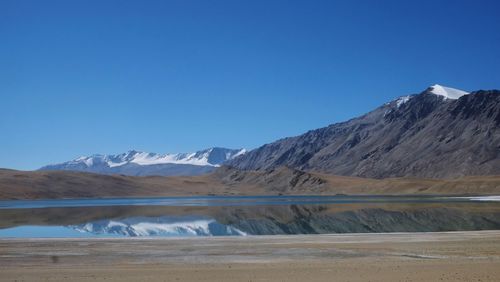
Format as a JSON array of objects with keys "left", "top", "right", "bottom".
[
  {"left": 385, "top": 84, "right": 468, "bottom": 110},
  {"left": 40, "top": 147, "right": 246, "bottom": 176},
  {"left": 65, "top": 147, "right": 246, "bottom": 168},
  {"left": 229, "top": 85, "right": 500, "bottom": 178},
  {"left": 69, "top": 216, "right": 246, "bottom": 237}
]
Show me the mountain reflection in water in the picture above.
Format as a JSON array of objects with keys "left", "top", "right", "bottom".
[
  {"left": 70, "top": 216, "right": 246, "bottom": 237},
  {"left": 1, "top": 196, "right": 500, "bottom": 238}
]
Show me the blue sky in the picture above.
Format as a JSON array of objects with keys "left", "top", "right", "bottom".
[{"left": 1, "top": 0, "right": 499, "bottom": 170}]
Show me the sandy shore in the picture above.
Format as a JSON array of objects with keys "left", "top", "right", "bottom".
[{"left": 1, "top": 231, "right": 500, "bottom": 281}]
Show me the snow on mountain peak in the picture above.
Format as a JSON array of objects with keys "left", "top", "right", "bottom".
[
  {"left": 47, "top": 147, "right": 247, "bottom": 170},
  {"left": 429, "top": 84, "right": 469, "bottom": 100}
]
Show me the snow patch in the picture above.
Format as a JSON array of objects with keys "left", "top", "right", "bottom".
[
  {"left": 396, "top": 95, "right": 412, "bottom": 108},
  {"left": 232, "top": 148, "right": 247, "bottom": 158},
  {"left": 72, "top": 155, "right": 101, "bottom": 167},
  {"left": 429, "top": 84, "right": 469, "bottom": 100}
]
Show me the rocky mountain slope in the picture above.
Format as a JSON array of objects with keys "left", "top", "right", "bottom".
[
  {"left": 229, "top": 85, "right": 500, "bottom": 178},
  {"left": 40, "top": 147, "right": 246, "bottom": 176}
]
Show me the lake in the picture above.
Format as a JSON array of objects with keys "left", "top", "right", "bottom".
[{"left": 1, "top": 195, "right": 499, "bottom": 238}]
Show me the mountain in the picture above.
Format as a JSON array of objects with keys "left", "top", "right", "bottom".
[
  {"left": 229, "top": 85, "right": 500, "bottom": 178},
  {"left": 40, "top": 147, "right": 246, "bottom": 176}
]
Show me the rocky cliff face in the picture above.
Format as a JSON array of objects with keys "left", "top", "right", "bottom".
[{"left": 229, "top": 86, "right": 500, "bottom": 178}]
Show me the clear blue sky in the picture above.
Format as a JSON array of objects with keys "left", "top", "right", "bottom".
[{"left": 1, "top": 0, "right": 499, "bottom": 170}]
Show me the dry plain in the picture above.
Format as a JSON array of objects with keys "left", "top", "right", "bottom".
[{"left": 1, "top": 231, "right": 500, "bottom": 282}]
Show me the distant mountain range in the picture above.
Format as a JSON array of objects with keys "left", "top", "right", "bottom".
[
  {"left": 40, "top": 147, "right": 246, "bottom": 176},
  {"left": 229, "top": 85, "right": 500, "bottom": 178}
]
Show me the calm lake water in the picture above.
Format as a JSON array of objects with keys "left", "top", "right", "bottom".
[{"left": 0, "top": 195, "right": 499, "bottom": 238}]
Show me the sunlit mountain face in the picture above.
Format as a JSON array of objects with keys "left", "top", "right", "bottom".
[{"left": 229, "top": 86, "right": 500, "bottom": 179}]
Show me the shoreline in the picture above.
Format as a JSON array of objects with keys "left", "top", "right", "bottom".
[{"left": 2, "top": 229, "right": 500, "bottom": 241}]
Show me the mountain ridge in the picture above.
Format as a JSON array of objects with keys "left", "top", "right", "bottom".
[
  {"left": 40, "top": 147, "right": 246, "bottom": 176},
  {"left": 228, "top": 86, "right": 500, "bottom": 178}
]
